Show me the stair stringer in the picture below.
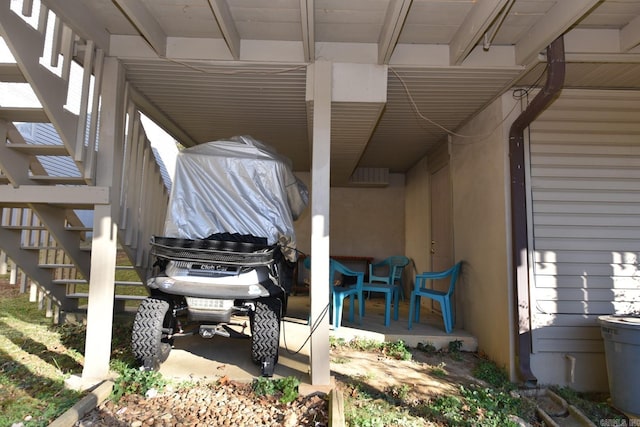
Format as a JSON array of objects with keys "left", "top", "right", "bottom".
[
  {"left": 0, "top": 225, "right": 74, "bottom": 314},
  {"left": 0, "top": 1, "right": 80, "bottom": 164}
]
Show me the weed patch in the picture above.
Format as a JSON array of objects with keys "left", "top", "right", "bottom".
[
  {"left": 110, "top": 360, "right": 167, "bottom": 402},
  {"left": 252, "top": 376, "right": 300, "bottom": 403},
  {"left": 335, "top": 337, "right": 412, "bottom": 361},
  {"left": 552, "top": 386, "right": 628, "bottom": 423},
  {"left": 473, "top": 358, "right": 511, "bottom": 389},
  {"left": 423, "top": 384, "right": 537, "bottom": 426}
]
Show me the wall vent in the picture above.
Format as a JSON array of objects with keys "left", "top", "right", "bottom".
[{"left": 349, "top": 167, "right": 389, "bottom": 187}]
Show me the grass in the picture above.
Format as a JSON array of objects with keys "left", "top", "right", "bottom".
[
  {"left": 0, "top": 286, "right": 85, "bottom": 427},
  {"left": 0, "top": 276, "right": 148, "bottom": 426}
]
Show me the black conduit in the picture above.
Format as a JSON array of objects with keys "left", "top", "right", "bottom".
[{"left": 509, "top": 36, "right": 565, "bottom": 386}]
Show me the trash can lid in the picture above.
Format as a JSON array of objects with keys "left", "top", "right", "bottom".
[{"left": 599, "top": 314, "right": 640, "bottom": 328}]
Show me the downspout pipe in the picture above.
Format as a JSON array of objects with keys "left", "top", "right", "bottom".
[{"left": 508, "top": 36, "right": 565, "bottom": 386}]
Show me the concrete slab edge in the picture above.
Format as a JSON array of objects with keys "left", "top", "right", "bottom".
[{"left": 49, "top": 380, "right": 114, "bottom": 427}]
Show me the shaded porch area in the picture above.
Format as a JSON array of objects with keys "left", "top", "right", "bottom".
[{"left": 158, "top": 294, "right": 478, "bottom": 384}]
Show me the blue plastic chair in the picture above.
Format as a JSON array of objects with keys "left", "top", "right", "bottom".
[
  {"left": 303, "top": 257, "right": 364, "bottom": 328},
  {"left": 360, "top": 280, "right": 399, "bottom": 327},
  {"left": 367, "top": 256, "right": 411, "bottom": 299},
  {"left": 408, "top": 262, "right": 462, "bottom": 333}
]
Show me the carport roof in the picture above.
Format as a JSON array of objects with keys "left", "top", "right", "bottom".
[{"left": 39, "top": 0, "right": 640, "bottom": 184}]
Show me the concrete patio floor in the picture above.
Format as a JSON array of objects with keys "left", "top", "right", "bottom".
[{"left": 158, "top": 294, "right": 478, "bottom": 386}]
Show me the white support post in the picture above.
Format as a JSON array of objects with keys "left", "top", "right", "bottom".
[
  {"left": 80, "top": 57, "right": 126, "bottom": 384},
  {"left": 81, "top": 205, "right": 118, "bottom": 381},
  {"left": 19, "top": 272, "right": 27, "bottom": 293},
  {"left": 9, "top": 260, "right": 17, "bottom": 285},
  {"left": 0, "top": 251, "right": 8, "bottom": 275},
  {"left": 29, "top": 281, "right": 37, "bottom": 302},
  {"left": 308, "top": 61, "right": 332, "bottom": 386}
]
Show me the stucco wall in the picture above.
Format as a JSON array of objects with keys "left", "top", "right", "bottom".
[
  {"left": 449, "top": 93, "right": 516, "bottom": 378},
  {"left": 292, "top": 172, "right": 406, "bottom": 262}
]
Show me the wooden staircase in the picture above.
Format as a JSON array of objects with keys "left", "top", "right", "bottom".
[{"left": 0, "top": 0, "right": 170, "bottom": 322}]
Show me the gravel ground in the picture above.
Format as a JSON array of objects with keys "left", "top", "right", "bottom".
[{"left": 77, "top": 380, "right": 328, "bottom": 427}]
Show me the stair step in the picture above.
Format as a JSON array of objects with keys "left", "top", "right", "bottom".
[
  {"left": 115, "top": 280, "right": 144, "bottom": 286},
  {"left": 0, "top": 107, "right": 48, "bottom": 122},
  {"left": 30, "top": 175, "right": 87, "bottom": 185},
  {"left": 51, "top": 279, "right": 144, "bottom": 286},
  {"left": 0, "top": 174, "right": 9, "bottom": 185},
  {"left": 3, "top": 224, "right": 91, "bottom": 231},
  {"left": 65, "top": 226, "right": 93, "bottom": 231},
  {"left": 22, "top": 245, "right": 91, "bottom": 251},
  {"left": 40, "top": 263, "right": 137, "bottom": 271},
  {"left": 0, "top": 63, "right": 26, "bottom": 83},
  {"left": 53, "top": 278, "right": 144, "bottom": 286},
  {"left": 7, "top": 143, "right": 70, "bottom": 156},
  {"left": 39, "top": 263, "right": 76, "bottom": 269},
  {"left": 67, "top": 293, "right": 148, "bottom": 301}
]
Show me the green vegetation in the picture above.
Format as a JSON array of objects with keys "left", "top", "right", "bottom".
[
  {"left": 110, "top": 360, "right": 167, "bottom": 402},
  {"left": 552, "top": 386, "right": 628, "bottom": 424},
  {"left": 473, "top": 358, "right": 511, "bottom": 389},
  {"left": 334, "top": 337, "right": 413, "bottom": 361},
  {"left": 416, "top": 341, "right": 437, "bottom": 354},
  {"left": 0, "top": 288, "right": 84, "bottom": 427},
  {"left": 252, "top": 376, "right": 300, "bottom": 403},
  {"left": 423, "top": 385, "right": 536, "bottom": 427},
  {"left": 0, "top": 280, "right": 144, "bottom": 426},
  {"left": 430, "top": 361, "right": 448, "bottom": 378},
  {"left": 343, "top": 383, "right": 424, "bottom": 427},
  {"left": 448, "top": 339, "right": 463, "bottom": 360}
]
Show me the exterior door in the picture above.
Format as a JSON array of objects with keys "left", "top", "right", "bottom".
[{"left": 429, "top": 164, "right": 453, "bottom": 310}]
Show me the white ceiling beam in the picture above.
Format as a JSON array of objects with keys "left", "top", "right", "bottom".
[
  {"left": 300, "top": 0, "right": 315, "bottom": 62},
  {"left": 112, "top": 0, "right": 167, "bottom": 57},
  {"left": 207, "top": 0, "right": 240, "bottom": 60},
  {"left": 378, "top": 0, "right": 412, "bottom": 65},
  {"left": 515, "top": 0, "right": 599, "bottom": 65},
  {"left": 621, "top": 14, "right": 640, "bottom": 52},
  {"left": 42, "top": 0, "right": 110, "bottom": 51},
  {"left": 449, "top": 0, "right": 511, "bottom": 66}
]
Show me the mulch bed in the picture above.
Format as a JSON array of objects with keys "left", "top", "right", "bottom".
[{"left": 77, "top": 379, "right": 329, "bottom": 427}]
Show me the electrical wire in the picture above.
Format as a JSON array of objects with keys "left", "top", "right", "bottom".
[
  {"left": 389, "top": 64, "right": 550, "bottom": 144},
  {"left": 164, "top": 57, "right": 307, "bottom": 75},
  {"left": 281, "top": 301, "right": 330, "bottom": 356}
]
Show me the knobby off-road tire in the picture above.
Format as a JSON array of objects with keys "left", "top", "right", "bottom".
[
  {"left": 132, "top": 297, "right": 175, "bottom": 370},
  {"left": 250, "top": 298, "right": 281, "bottom": 371}
]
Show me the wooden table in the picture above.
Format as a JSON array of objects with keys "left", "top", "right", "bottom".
[{"left": 292, "top": 254, "right": 374, "bottom": 294}]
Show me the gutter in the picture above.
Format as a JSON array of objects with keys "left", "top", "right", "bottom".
[{"left": 508, "top": 36, "right": 565, "bottom": 385}]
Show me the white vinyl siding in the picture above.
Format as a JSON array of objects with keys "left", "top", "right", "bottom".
[
  {"left": 16, "top": 122, "right": 82, "bottom": 178},
  {"left": 528, "top": 89, "right": 640, "bottom": 356}
]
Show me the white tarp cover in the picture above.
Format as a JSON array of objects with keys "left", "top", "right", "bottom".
[{"left": 164, "top": 136, "right": 308, "bottom": 255}]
